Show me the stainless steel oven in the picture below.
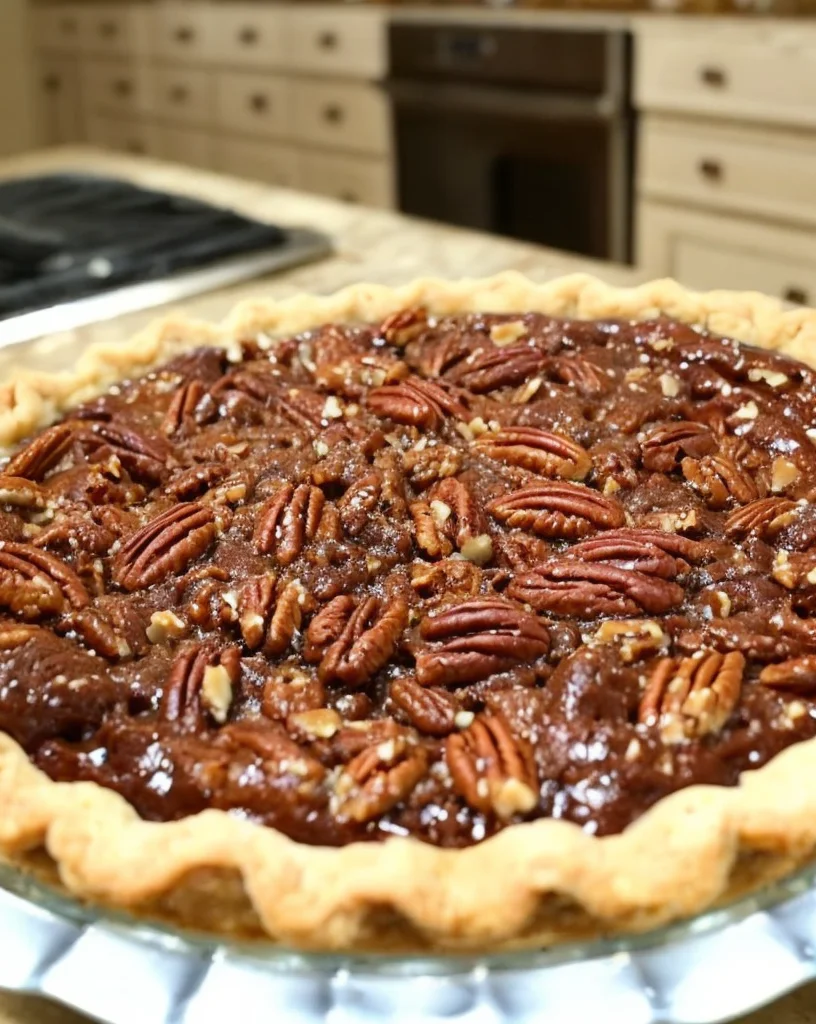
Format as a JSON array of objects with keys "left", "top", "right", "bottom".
[{"left": 387, "top": 23, "right": 634, "bottom": 263}]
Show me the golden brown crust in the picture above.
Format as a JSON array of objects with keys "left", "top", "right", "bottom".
[{"left": 1, "top": 271, "right": 816, "bottom": 951}]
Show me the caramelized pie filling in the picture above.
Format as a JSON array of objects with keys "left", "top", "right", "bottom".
[{"left": 2, "top": 310, "right": 816, "bottom": 845}]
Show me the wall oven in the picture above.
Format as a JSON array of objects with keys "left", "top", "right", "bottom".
[{"left": 387, "top": 23, "right": 634, "bottom": 263}]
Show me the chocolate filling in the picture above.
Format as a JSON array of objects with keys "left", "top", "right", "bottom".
[{"left": 2, "top": 309, "right": 816, "bottom": 845}]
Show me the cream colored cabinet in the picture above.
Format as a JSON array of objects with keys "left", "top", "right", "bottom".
[
  {"left": 85, "top": 114, "right": 160, "bottom": 158},
  {"left": 299, "top": 151, "right": 393, "bottom": 208},
  {"left": 284, "top": 7, "right": 386, "bottom": 80},
  {"left": 292, "top": 80, "right": 390, "bottom": 157},
  {"left": 151, "top": 2, "right": 215, "bottom": 64},
  {"left": 81, "top": 60, "right": 153, "bottom": 118},
  {"left": 215, "top": 138, "right": 300, "bottom": 189},
  {"left": 156, "top": 126, "right": 215, "bottom": 170},
  {"left": 149, "top": 67, "right": 213, "bottom": 128},
  {"left": 31, "top": 4, "right": 86, "bottom": 54},
  {"left": 208, "top": 5, "right": 286, "bottom": 69},
  {"left": 36, "top": 56, "right": 82, "bottom": 145},
  {"left": 214, "top": 72, "right": 291, "bottom": 141}
]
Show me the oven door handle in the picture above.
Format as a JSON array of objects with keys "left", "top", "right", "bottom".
[{"left": 384, "top": 79, "right": 619, "bottom": 121}]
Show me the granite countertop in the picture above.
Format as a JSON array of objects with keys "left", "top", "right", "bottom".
[{"left": 0, "top": 145, "right": 813, "bottom": 1024}]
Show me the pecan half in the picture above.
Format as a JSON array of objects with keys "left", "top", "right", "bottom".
[
  {"left": 487, "top": 482, "right": 625, "bottom": 539},
  {"left": 416, "top": 599, "right": 550, "bottom": 687},
  {"left": 412, "top": 477, "right": 485, "bottom": 560},
  {"left": 724, "top": 497, "right": 799, "bottom": 540},
  {"left": 238, "top": 576, "right": 305, "bottom": 655},
  {"left": 332, "top": 734, "right": 428, "bottom": 823},
  {"left": 6, "top": 423, "right": 75, "bottom": 480},
  {"left": 639, "top": 650, "right": 744, "bottom": 743},
  {"left": 565, "top": 529, "right": 696, "bottom": 579},
  {"left": 60, "top": 607, "right": 132, "bottom": 660},
  {"left": 367, "top": 377, "right": 469, "bottom": 429},
  {"left": 305, "top": 594, "right": 408, "bottom": 688},
  {"left": 390, "top": 676, "right": 458, "bottom": 735},
  {"left": 410, "top": 558, "right": 483, "bottom": 605},
  {"left": 640, "top": 421, "right": 716, "bottom": 473},
  {"left": 378, "top": 307, "right": 429, "bottom": 348},
  {"left": 445, "top": 344, "right": 544, "bottom": 393},
  {"left": 254, "top": 483, "right": 325, "bottom": 564},
  {"left": 681, "top": 453, "right": 759, "bottom": 509},
  {"left": 544, "top": 354, "right": 612, "bottom": 396},
  {"left": 508, "top": 561, "right": 684, "bottom": 617},
  {"left": 759, "top": 656, "right": 816, "bottom": 692},
  {"left": 113, "top": 502, "right": 217, "bottom": 591},
  {"left": 446, "top": 713, "right": 538, "bottom": 821},
  {"left": 80, "top": 423, "right": 172, "bottom": 485},
  {"left": 337, "top": 473, "right": 381, "bottom": 537},
  {"left": 216, "top": 720, "right": 325, "bottom": 783},
  {"left": 474, "top": 426, "right": 591, "bottom": 481},
  {"left": 0, "top": 541, "right": 89, "bottom": 619},
  {"left": 161, "top": 379, "right": 207, "bottom": 436},
  {"left": 402, "top": 443, "right": 462, "bottom": 489},
  {"left": 0, "top": 476, "right": 46, "bottom": 508},
  {"left": 161, "top": 643, "right": 241, "bottom": 728}
]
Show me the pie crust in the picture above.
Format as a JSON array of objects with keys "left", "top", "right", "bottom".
[{"left": 1, "top": 270, "right": 816, "bottom": 952}]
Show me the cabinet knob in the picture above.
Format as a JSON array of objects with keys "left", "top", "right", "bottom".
[
  {"left": 169, "top": 84, "right": 188, "bottom": 104},
  {"left": 699, "top": 65, "right": 727, "bottom": 88},
  {"left": 112, "top": 78, "right": 132, "bottom": 98},
  {"left": 784, "top": 287, "right": 810, "bottom": 306},
  {"left": 698, "top": 158, "right": 723, "bottom": 182},
  {"left": 60, "top": 17, "right": 77, "bottom": 35},
  {"left": 99, "top": 21, "right": 117, "bottom": 39},
  {"left": 239, "top": 26, "right": 258, "bottom": 46},
  {"left": 249, "top": 93, "right": 269, "bottom": 113},
  {"left": 174, "top": 25, "right": 195, "bottom": 44},
  {"left": 318, "top": 30, "right": 338, "bottom": 50},
  {"left": 340, "top": 191, "right": 359, "bottom": 203},
  {"left": 126, "top": 140, "right": 145, "bottom": 155},
  {"left": 43, "top": 73, "right": 61, "bottom": 93},
  {"left": 322, "top": 104, "right": 344, "bottom": 124}
]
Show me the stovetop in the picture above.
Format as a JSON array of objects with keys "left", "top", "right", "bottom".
[{"left": 0, "top": 173, "right": 331, "bottom": 343}]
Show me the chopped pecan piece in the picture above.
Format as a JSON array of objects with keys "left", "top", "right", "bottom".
[
  {"left": 639, "top": 650, "right": 744, "bottom": 743},
  {"left": 724, "top": 497, "right": 799, "bottom": 540},
  {"left": 161, "top": 643, "right": 241, "bottom": 729},
  {"left": 367, "top": 377, "right": 469, "bottom": 429},
  {"left": 416, "top": 599, "right": 550, "bottom": 687},
  {"left": 332, "top": 734, "right": 428, "bottom": 823},
  {"left": 759, "top": 656, "right": 816, "bottom": 692},
  {"left": 5, "top": 423, "right": 75, "bottom": 480},
  {"left": 0, "top": 541, "right": 89, "bottom": 619},
  {"left": 444, "top": 344, "right": 544, "bottom": 393},
  {"left": 681, "top": 453, "right": 759, "bottom": 509},
  {"left": 390, "top": 676, "right": 458, "bottom": 735},
  {"left": 402, "top": 442, "right": 462, "bottom": 489},
  {"left": 254, "top": 483, "right": 326, "bottom": 564},
  {"left": 305, "top": 594, "right": 409, "bottom": 688},
  {"left": 409, "top": 558, "right": 483, "bottom": 605},
  {"left": 161, "top": 379, "right": 207, "bottom": 436},
  {"left": 113, "top": 502, "right": 217, "bottom": 591},
  {"left": 446, "top": 713, "right": 538, "bottom": 821},
  {"left": 487, "top": 482, "right": 625, "bottom": 539},
  {"left": 474, "top": 426, "right": 591, "bottom": 481},
  {"left": 640, "top": 421, "right": 716, "bottom": 473},
  {"left": 508, "top": 561, "right": 684, "bottom": 618},
  {"left": 238, "top": 576, "right": 305, "bottom": 656}
]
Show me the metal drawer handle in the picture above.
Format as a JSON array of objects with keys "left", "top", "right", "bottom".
[
  {"left": 700, "top": 65, "right": 727, "bottom": 88},
  {"left": 784, "top": 286, "right": 810, "bottom": 306},
  {"left": 322, "top": 104, "right": 344, "bottom": 124},
  {"left": 112, "top": 79, "right": 132, "bottom": 98},
  {"left": 99, "top": 21, "right": 117, "bottom": 38},
  {"left": 43, "top": 73, "right": 61, "bottom": 93},
  {"left": 249, "top": 93, "right": 269, "bottom": 113},
  {"left": 698, "top": 158, "right": 723, "bottom": 182},
  {"left": 239, "top": 26, "right": 258, "bottom": 45},
  {"left": 318, "top": 30, "right": 338, "bottom": 50},
  {"left": 174, "top": 25, "right": 195, "bottom": 44},
  {"left": 169, "top": 84, "right": 189, "bottom": 104}
]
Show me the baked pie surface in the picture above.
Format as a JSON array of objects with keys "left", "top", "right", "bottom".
[{"left": 1, "top": 272, "right": 816, "bottom": 951}]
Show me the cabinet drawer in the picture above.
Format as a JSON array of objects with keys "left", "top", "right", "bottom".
[
  {"left": 636, "top": 27, "right": 816, "bottom": 129},
  {"left": 81, "top": 60, "right": 152, "bottom": 117},
  {"left": 637, "top": 201, "right": 816, "bottom": 306},
  {"left": 85, "top": 114, "right": 160, "bottom": 158},
  {"left": 292, "top": 80, "right": 389, "bottom": 156},
  {"left": 36, "top": 56, "right": 82, "bottom": 145},
  {"left": 216, "top": 138, "right": 300, "bottom": 189},
  {"left": 82, "top": 4, "right": 150, "bottom": 57},
  {"left": 31, "top": 5, "right": 86, "bottom": 54},
  {"left": 299, "top": 150, "right": 393, "bottom": 208},
  {"left": 214, "top": 73, "right": 290, "bottom": 140},
  {"left": 152, "top": 2, "right": 215, "bottom": 64},
  {"left": 149, "top": 67, "right": 212, "bottom": 127},
  {"left": 285, "top": 7, "right": 386, "bottom": 79},
  {"left": 156, "top": 126, "right": 215, "bottom": 170},
  {"left": 209, "top": 5, "right": 285, "bottom": 69}
]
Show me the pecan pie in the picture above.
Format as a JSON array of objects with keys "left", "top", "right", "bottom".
[{"left": 1, "top": 272, "right": 816, "bottom": 952}]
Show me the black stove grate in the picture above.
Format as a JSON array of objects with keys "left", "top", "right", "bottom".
[{"left": 0, "top": 173, "right": 287, "bottom": 319}]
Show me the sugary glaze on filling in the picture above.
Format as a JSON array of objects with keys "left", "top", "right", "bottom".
[{"left": 2, "top": 309, "right": 816, "bottom": 845}]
